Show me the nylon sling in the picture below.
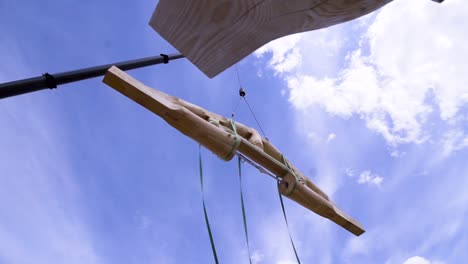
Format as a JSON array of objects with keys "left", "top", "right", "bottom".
[
  {"left": 278, "top": 156, "right": 302, "bottom": 264},
  {"left": 237, "top": 156, "right": 253, "bottom": 264},
  {"left": 230, "top": 118, "right": 253, "bottom": 263},
  {"left": 199, "top": 117, "right": 300, "bottom": 263},
  {"left": 277, "top": 184, "right": 302, "bottom": 264},
  {"left": 198, "top": 145, "right": 219, "bottom": 264}
]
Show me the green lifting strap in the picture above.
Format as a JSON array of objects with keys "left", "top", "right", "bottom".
[
  {"left": 198, "top": 145, "right": 219, "bottom": 264},
  {"left": 277, "top": 183, "right": 302, "bottom": 264},
  {"left": 237, "top": 156, "right": 253, "bottom": 264},
  {"left": 224, "top": 119, "right": 241, "bottom": 160},
  {"left": 278, "top": 154, "right": 302, "bottom": 264}
]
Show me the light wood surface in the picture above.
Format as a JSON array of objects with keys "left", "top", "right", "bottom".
[
  {"left": 103, "top": 66, "right": 364, "bottom": 236},
  {"left": 150, "top": 0, "right": 392, "bottom": 77}
]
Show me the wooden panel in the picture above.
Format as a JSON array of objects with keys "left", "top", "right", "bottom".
[
  {"left": 150, "top": 0, "right": 393, "bottom": 78},
  {"left": 102, "top": 66, "right": 365, "bottom": 236}
]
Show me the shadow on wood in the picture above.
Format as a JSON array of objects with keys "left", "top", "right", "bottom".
[{"left": 102, "top": 66, "right": 365, "bottom": 236}]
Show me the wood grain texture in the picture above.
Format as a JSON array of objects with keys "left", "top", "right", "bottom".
[
  {"left": 102, "top": 66, "right": 364, "bottom": 236},
  {"left": 279, "top": 173, "right": 364, "bottom": 235},
  {"left": 103, "top": 66, "right": 239, "bottom": 161},
  {"left": 150, "top": 0, "right": 393, "bottom": 78}
]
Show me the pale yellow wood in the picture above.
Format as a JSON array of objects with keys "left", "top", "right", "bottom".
[
  {"left": 279, "top": 173, "right": 364, "bottom": 236},
  {"left": 102, "top": 66, "right": 365, "bottom": 236},
  {"left": 103, "top": 66, "right": 239, "bottom": 160},
  {"left": 150, "top": 0, "right": 392, "bottom": 77}
]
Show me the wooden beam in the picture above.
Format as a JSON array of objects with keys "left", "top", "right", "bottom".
[
  {"left": 150, "top": 0, "right": 393, "bottom": 78},
  {"left": 102, "top": 66, "right": 365, "bottom": 236}
]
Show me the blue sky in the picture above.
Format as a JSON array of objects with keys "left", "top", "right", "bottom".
[{"left": 0, "top": 0, "right": 467, "bottom": 263}]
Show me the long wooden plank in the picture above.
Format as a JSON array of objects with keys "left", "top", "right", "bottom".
[
  {"left": 150, "top": 0, "right": 392, "bottom": 78},
  {"left": 102, "top": 66, "right": 364, "bottom": 236}
]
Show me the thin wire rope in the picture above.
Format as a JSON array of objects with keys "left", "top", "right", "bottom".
[
  {"left": 234, "top": 64, "right": 269, "bottom": 139},
  {"left": 235, "top": 64, "right": 243, "bottom": 88},
  {"left": 236, "top": 153, "right": 278, "bottom": 181},
  {"left": 231, "top": 97, "right": 242, "bottom": 118},
  {"left": 243, "top": 97, "right": 268, "bottom": 139},
  {"left": 231, "top": 63, "right": 299, "bottom": 262},
  {"left": 231, "top": 65, "right": 243, "bottom": 117}
]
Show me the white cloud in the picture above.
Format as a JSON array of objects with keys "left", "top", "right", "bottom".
[
  {"left": 345, "top": 168, "right": 384, "bottom": 187},
  {"left": 255, "top": 24, "right": 346, "bottom": 78},
  {"left": 403, "top": 256, "right": 431, "bottom": 264},
  {"left": 345, "top": 168, "right": 355, "bottom": 177},
  {"left": 358, "top": 170, "right": 383, "bottom": 187},
  {"left": 344, "top": 236, "right": 369, "bottom": 256},
  {"left": 402, "top": 256, "right": 445, "bottom": 264},
  {"left": 255, "top": 0, "right": 468, "bottom": 149},
  {"left": 304, "top": 131, "right": 337, "bottom": 144},
  {"left": 390, "top": 149, "right": 405, "bottom": 158},
  {"left": 441, "top": 129, "right": 468, "bottom": 157},
  {"left": 251, "top": 250, "right": 265, "bottom": 264},
  {"left": 253, "top": 3, "right": 468, "bottom": 262},
  {"left": 276, "top": 260, "right": 297, "bottom": 264},
  {"left": 255, "top": 34, "right": 303, "bottom": 75}
]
